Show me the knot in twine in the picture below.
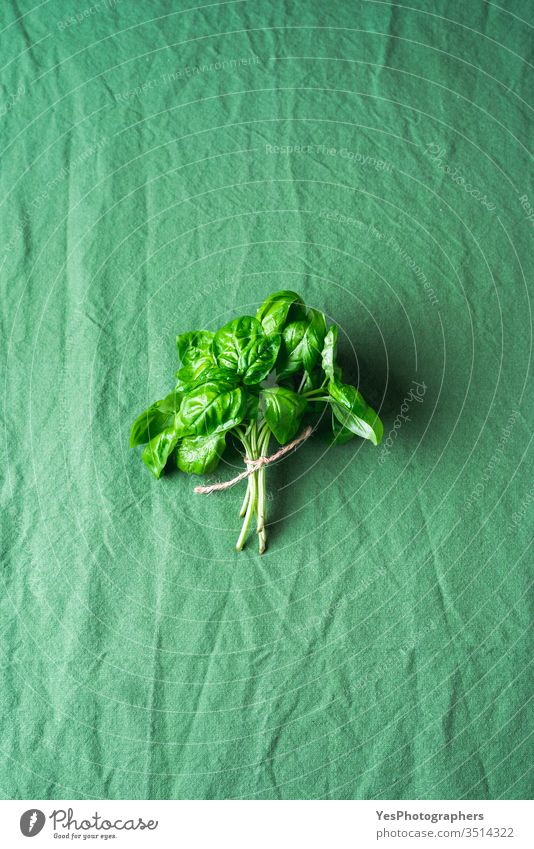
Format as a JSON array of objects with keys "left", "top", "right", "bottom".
[{"left": 194, "top": 426, "right": 313, "bottom": 494}]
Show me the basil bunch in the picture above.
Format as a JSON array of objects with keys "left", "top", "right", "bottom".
[{"left": 130, "top": 291, "right": 383, "bottom": 553}]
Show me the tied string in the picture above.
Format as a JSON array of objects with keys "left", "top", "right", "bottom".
[{"left": 194, "top": 426, "right": 313, "bottom": 494}]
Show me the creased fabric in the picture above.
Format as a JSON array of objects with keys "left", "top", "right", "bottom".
[{"left": 0, "top": 0, "right": 532, "bottom": 800}]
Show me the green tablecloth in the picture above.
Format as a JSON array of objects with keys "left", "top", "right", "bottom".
[{"left": 1, "top": 0, "right": 532, "bottom": 800}]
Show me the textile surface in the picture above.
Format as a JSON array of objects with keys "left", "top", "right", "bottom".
[{"left": 1, "top": 0, "right": 532, "bottom": 799}]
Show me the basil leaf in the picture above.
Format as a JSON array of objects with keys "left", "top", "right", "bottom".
[
  {"left": 213, "top": 316, "right": 281, "bottom": 385},
  {"left": 276, "top": 320, "right": 306, "bottom": 379},
  {"left": 244, "top": 387, "right": 260, "bottom": 421},
  {"left": 277, "top": 309, "right": 327, "bottom": 380},
  {"left": 243, "top": 332, "right": 280, "bottom": 384},
  {"left": 303, "top": 309, "right": 327, "bottom": 371},
  {"left": 175, "top": 364, "right": 206, "bottom": 391},
  {"left": 177, "top": 432, "right": 226, "bottom": 475},
  {"left": 301, "top": 365, "right": 324, "bottom": 392},
  {"left": 175, "top": 364, "right": 235, "bottom": 392},
  {"left": 256, "top": 290, "right": 305, "bottom": 334},
  {"left": 331, "top": 410, "right": 355, "bottom": 444},
  {"left": 328, "top": 378, "right": 383, "bottom": 446},
  {"left": 130, "top": 404, "right": 171, "bottom": 448},
  {"left": 321, "top": 325, "right": 338, "bottom": 381},
  {"left": 176, "top": 330, "right": 214, "bottom": 367},
  {"left": 177, "top": 378, "right": 246, "bottom": 436},
  {"left": 262, "top": 386, "right": 308, "bottom": 444},
  {"left": 142, "top": 425, "right": 180, "bottom": 478},
  {"left": 129, "top": 389, "right": 182, "bottom": 447},
  {"left": 156, "top": 388, "right": 183, "bottom": 415}
]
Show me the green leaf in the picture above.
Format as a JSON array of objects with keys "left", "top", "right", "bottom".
[
  {"left": 262, "top": 386, "right": 308, "bottom": 444},
  {"left": 177, "top": 376, "right": 247, "bottom": 437},
  {"left": 130, "top": 404, "right": 171, "bottom": 448},
  {"left": 129, "top": 389, "right": 182, "bottom": 447},
  {"left": 177, "top": 432, "right": 226, "bottom": 475},
  {"left": 276, "top": 321, "right": 306, "bottom": 380},
  {"left": 175, "top": 364, "right": 235, "bottom": 392},
  {"left": 176, "top": 330, "right": 214, "bottom": 367},
  {"left": 331, "top": 410, "right": 355, "bottom": 444},
  {"left": 301, "top": 365, "right": 324, "bottom": 392},
  {"left": 321, "top": 325, "right": 338, "bottom": 382},
  {"left": 277, "top": 309, "right": 327, "bottom": 380},
  {"left": 213, "top": 316, "right": 281, "bottom": 385},
  {"left": 303, "top": 309, "right": 327, "bottom": 371},
  {"left": 244, "top": 387, "right": 260, "bottom": 421},
  {"left": 156, "top": 388, "right": 183, "bottom": 415},
  {"left": 141, "top": 425, "right": 180, "bottom": 478},
  {"left": 328, "top": 378, "right": 383, "bottom": 446},
  {"left": 244, "top": 333, "right": 280, "bottom": 384},
  {"left": 256, "top": 290, "right": 305, "bottom": 335}
]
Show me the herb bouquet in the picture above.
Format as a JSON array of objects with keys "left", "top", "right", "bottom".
[{"left": 130, "top": 291, "right": 383, "bottom": 553}]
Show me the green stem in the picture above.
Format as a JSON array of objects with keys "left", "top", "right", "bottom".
[
  {"left": 236, "top": 423, "right": 259, "bottom": 551},
  {"left": 303, "top": 387, "right": 328, "bottom": 398},
  {"left": 256, "top": 426, "right": 270, "bottom": 553},
  {"left": 257, "top": 419, "right": 270, "bottom": 444},
  {"left": 235, "top": 421, "right": 272, "bottom": 553},
  {"left": 239, "top": 478, "right": 250, "bottom": 518},
  {"left": 297, "top": 374, "right": 307, "bottom": 393},
  {"left": 236, "top": 471, "right": 256, "bottom": 551}
]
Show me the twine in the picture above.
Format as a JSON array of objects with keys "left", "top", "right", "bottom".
[{"left": 194, "top": 426, "right": 313, "bottom": 494}]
